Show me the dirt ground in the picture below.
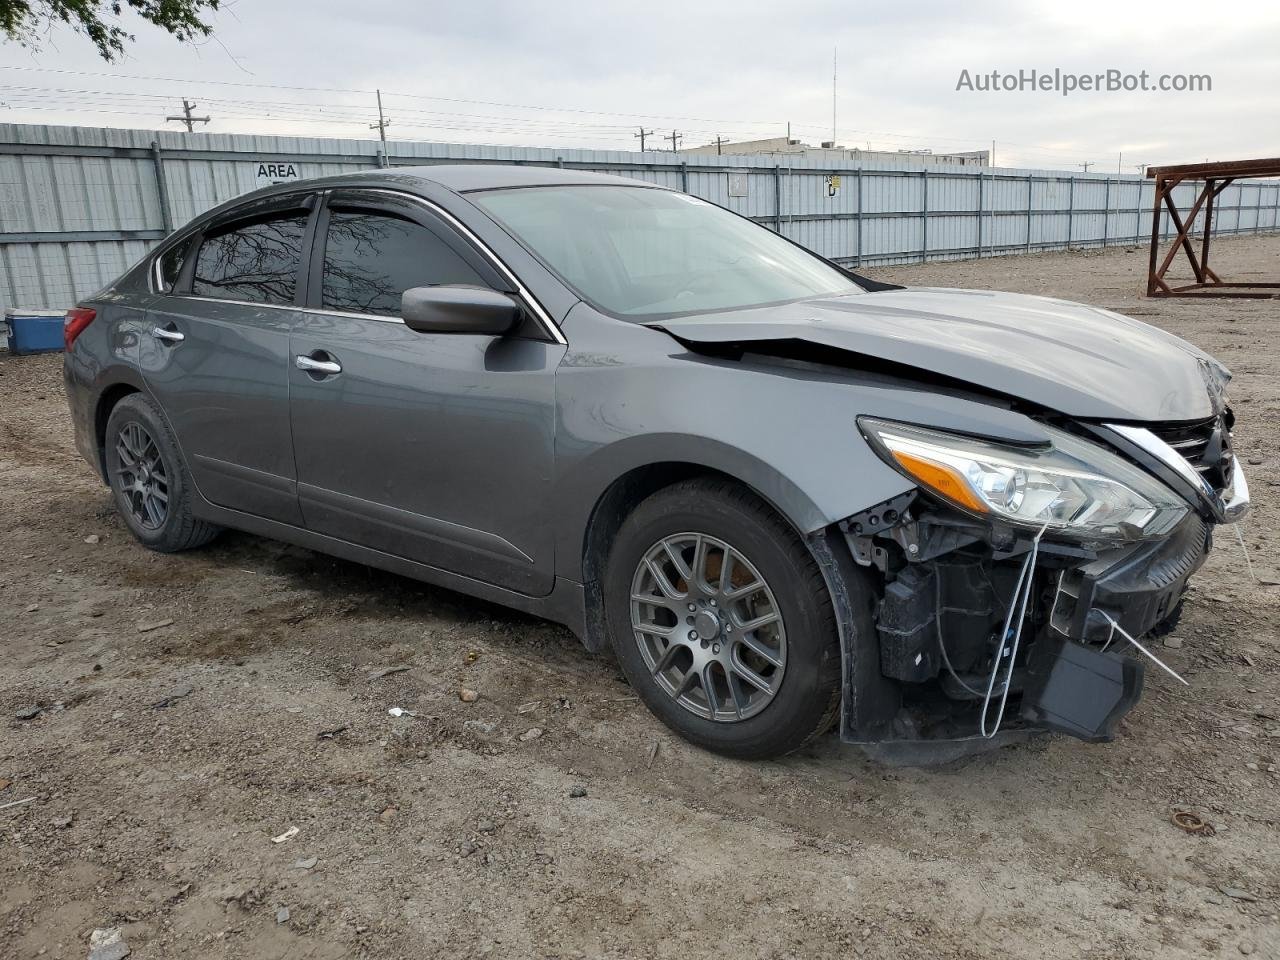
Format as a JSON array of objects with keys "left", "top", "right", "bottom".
[{"left": 1, "top": 236, "right": 1278, "bottom": 960}]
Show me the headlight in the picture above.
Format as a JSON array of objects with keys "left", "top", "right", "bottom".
[{"left": 858, "top": 418, "right": 1188, "bottom": 542}]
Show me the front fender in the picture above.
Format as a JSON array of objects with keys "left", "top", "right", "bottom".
[
  {"left": 553, "top": 431, "right": 845, "bottom": 570},
  {"left": 551, "top": 304, "right": 1052, "bottom": 579}
]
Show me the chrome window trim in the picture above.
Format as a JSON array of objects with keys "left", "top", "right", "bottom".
[
  {"left": 162, "top": 299, "right": 491, "bottom": 329},
  {"left": 301, "top": 306, "right": 404, "bottom": 325},
  {"left": 168, "top": 294, "right": 299, "bottom": 312},
  {"left": 168, "top": 295, "right": 505, "bottom": 328}
]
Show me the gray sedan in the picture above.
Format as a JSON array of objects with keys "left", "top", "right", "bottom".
[{"left": 62, "top": 165, "right": 1248, "bottom": 759}]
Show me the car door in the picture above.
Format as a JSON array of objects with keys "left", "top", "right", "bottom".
[
  {"left": 288, "top": 189, "right": 565, "bottom": 596},
  {"left": 140, "top": 194, "right": 317, "bottom": 526}
]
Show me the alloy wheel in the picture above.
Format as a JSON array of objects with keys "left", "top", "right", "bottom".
[
  {"left": 114, "top": 421, "right": 170, "bottom": 530},
  {"left": 630, "top": 532, "right": 787, "bottom": 722}
]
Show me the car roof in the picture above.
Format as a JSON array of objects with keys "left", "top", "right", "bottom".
[
  {"left": 386, "top": 163, "right": 661, "bottom": 192},
  {"left": 188, "top": 164, "right": 667, "bottom": 234},
  {"left": 249, "top": 163, "right": 662, "bottom": 199}
]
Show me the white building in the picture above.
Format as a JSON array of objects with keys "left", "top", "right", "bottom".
[{"left": 681, "top": 136, "right": 990, "bottom": 168}]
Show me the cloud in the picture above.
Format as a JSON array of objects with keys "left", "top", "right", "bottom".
[{"left": 0, "top": 0, "right": 1275, "bottom": 170}]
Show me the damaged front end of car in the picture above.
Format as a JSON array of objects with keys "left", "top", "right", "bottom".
[{"left": 824, "top": 409, "right": 1250, "bottom": 758}]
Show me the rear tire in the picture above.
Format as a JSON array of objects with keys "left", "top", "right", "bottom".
[
  {"left": 604, "top": 478, "right": 841, "bottom": 760},
  {"left": 104, "top": 393, "right": 221, "bottom": 553}
]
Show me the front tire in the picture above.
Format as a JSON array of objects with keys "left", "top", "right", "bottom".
[
  {"left": 604, "top": 478, "right": 841, "bottom": 760},
  {"left": 104, "top": 393, "right": 221, "bottom": 553}
]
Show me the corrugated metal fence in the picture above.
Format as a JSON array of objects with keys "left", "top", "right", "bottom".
[{"left": 2, "top": 122, "right": 1278, "bottom": 315}]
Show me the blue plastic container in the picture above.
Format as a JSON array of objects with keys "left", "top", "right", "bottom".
[{"left": 5, "top": 309, "right": 66, "bottom": 354}]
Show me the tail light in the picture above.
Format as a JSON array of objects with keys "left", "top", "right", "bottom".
[{"left": 64, "top": 307, "right": 96, "bottom": 350}]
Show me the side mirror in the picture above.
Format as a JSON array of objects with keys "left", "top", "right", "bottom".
[{"left": 401, "top": 285, "right": 520, "bottom": 335}]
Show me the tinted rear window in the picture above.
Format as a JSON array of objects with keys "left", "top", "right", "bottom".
[{"left": 192, "top": 213, "right": 309, "bottom": 305}]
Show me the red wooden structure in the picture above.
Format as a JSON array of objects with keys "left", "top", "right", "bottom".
[{"left": 1146, "top": 157, "right": 1280, "bottom": 298}]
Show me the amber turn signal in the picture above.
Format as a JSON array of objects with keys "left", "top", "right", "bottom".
[{"left": 889, "top": 450, "right": 990, "bottom": 515}]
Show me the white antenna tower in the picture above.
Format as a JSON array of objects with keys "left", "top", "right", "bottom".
[{"left": 832, "top": 46, "right": 838, "bottom": 145}]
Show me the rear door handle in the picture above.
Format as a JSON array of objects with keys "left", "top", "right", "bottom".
[
  {"left": 152, "top": 326, "right": 184, "bottom": 343},
  {"left": 295, "top": 354, "right": 342, "bottom": 376}
]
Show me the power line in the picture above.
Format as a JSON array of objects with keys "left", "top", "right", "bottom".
[
  {"left": 3, "top": 101, "right": 366, "bottom": 127},
  {"left": 0, "top": 84, "right": 642, "bottom": 141},
  {"left": 0, "top": 83, "right": 738, "bottom": 134},
  {"left": 4, "top": 84, "right": 804, "bottom": 140},
  {"left": 0, "top": 64, "right": 1168, "bottom": 169},
  {"left": 0, "top": 65, "right": 1109, "bottom": 161},
  {"left": 0, "top": 94, "right": 1118, "bottom": 166},
  {"left": 0, "top": 64, "right": 800, "bottom": 127},
  {"left": 0, "top": 100, "right": 1115, "bottom": 165},
  {"left": 0, "top": 90, "right": 653, "bottom": 133},
  {"left": 0, "top": 102, "right": 647, "bottom": 142}
]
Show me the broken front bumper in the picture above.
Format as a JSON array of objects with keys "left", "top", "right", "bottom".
[
  {"left": 1049, "top": 515, "right": 1210, "bottom": 645},
  {"left": 1017, "top": 515, "right": 1212, "bottom": 743},
  {"left": 827, "top": 488, "right": 1225, "bottom": 751},
  {"left": 1220, "top": 457, "right": 1251, "bottom": 522}
]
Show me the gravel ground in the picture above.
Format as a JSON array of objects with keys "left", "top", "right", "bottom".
[{"left": 1, "top": 235, "right": 1277, "bottom": 960}]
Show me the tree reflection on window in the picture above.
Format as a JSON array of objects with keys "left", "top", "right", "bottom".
[
  {"left": 192, "top": 214, "right": 308, "bottom": 305},
  {"left": 321, "top": 210, "right": 486, "bottom": 317}
]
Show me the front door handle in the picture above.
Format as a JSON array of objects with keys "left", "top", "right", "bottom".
[
  {"left": 295, "top": 354, "right": 342, "bottom": 376},
  {"left": 152, "top": 326, "right": 185, "bottom": 344}
]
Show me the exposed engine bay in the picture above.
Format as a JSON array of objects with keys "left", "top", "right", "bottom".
[{"left": 831, "top": 409, "right": 1245, "bottom": 753}]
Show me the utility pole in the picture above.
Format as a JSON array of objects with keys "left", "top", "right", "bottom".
[
  {"left": 634, "top": 127, "right": 654, "bottom": 152},
  {"left": 665, "top": 129, "right": 682, "bottom": 152},
  {"left": 711, "top": 136, "right": 727, "bottom": 156},
  {"left": 1133, "top": 162, "right": 1148, "bottom": 176},
  {"left": 1079, "top": 160, "right": 1094, "bottom": 173},
  {"left": 786, "top": 121, "right": 791, "bottom": 141},
  {"left": 165, "top": 99, "right": 209, "bottom": 133},
  {"left": 370, "top": 89, "right": 391, "bottom": 164},
  {"left": 1117, "top": 151, "right": 1123, "bottom": 174},
  {"left": 991, "top": 140, "right": 996, "bottom": 167}
]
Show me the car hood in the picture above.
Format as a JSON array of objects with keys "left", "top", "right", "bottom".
[{"left": 647, "top": 288, "right": 1226, "bottom": 422}]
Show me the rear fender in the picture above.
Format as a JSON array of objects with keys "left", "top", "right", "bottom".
[{"left": 64, "top": 298, "right": 150, "bottom": 481}]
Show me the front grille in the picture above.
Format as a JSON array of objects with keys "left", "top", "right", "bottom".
[{"left": 1148, "top": 414, "right": 1234, "bottom": 492}]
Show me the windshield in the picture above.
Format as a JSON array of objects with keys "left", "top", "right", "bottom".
[{"left": 471, "top": 185, "right": 862, "bottom": 318}]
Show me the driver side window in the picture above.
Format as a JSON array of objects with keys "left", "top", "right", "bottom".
[{"left": 321, "top": 209, "right": 488, "bottom": 317}]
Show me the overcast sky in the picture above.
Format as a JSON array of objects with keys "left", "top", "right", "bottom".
[{"left": 0, "top": 0, "right": 1276, "bottom": 171}]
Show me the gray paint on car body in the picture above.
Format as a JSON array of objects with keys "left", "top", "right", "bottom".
[{"left": 63, "top": 162, "right": 1231, "bottom": 650}]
